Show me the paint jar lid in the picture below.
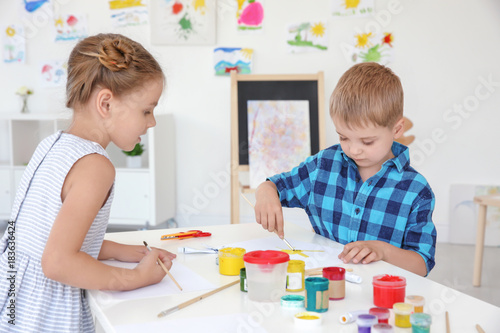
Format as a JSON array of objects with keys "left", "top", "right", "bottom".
[
  {"left": 393, "top": 302, "right": 413, "bottom": 315},
  {"left": 410, "top": 313, "right": 432, "bottom": 327},
  {"left": 323, "top": 266, "right": 346, "bottom": 280},
  {"left": 243, "top": 250, "right": 290, "bottom": 264},
  {"left": 305, "top": 277, "right": 329, "bottom": 289},
  {"left": 219, "top": 247, "right": 246, "bottom": 258},
  {"left": 372, "top": 323, "right": 394, "bottom": 333},
  {"left": 294, "top": 312, "right": 322, "bottom": 327},
  {"left": 281, "top": 295, "right": 305, "bottom": 309},
  {"left": 405, "top": 295, "right": 425, "bottom": 306},
  {"left": 356, "top": 314, "right": 378, "bottom": 327},
  {"left": 369, "top": 307, "right": 390, "bottom": 320},
  {"left": 373, "top": 275, "right": 406, "bottom": 288}
]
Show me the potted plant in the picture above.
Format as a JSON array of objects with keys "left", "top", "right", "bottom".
[
  {"left": 122, "top": 143, "right": 144, "bottom": 168},
  {"left": 16, "top": 86, "right": 33, "bottom": 113}
]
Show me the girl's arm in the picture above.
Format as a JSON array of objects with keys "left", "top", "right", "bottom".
[
  {"left": 42, "top": 154, "right": 170, "bottom": 291},
  {"left": 98, "top": 240, "right": 176, "bottom": 263}
]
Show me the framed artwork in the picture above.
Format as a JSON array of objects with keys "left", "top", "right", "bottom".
[
  {"left": 230, "top": 72, "right": 326, "bottom": 223},
  {"left": 150, "top": 0, "right": 216, "bottom": 45}
]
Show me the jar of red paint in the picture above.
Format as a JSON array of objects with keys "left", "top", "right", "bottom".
[{"left": 372, "top": 275, "right": 406, "bottom": 308}]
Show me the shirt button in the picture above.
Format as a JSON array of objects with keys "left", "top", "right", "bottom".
[{"left": 355, "top": 208, "right": 360, "bottom": 214}]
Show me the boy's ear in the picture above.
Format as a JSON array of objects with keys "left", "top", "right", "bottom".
[
  {"left": 393, "top": 117, "right": 405, "bottom": 139},
  {"left": 96, "top": 89, "right": 113, "bottom": 118}
]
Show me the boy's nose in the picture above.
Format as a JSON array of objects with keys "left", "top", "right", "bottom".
[{"left": 148, "top": 115, "right": 157, "bottom": 128}]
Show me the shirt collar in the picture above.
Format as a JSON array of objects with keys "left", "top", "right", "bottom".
[{"left": 340, "top": 141, "right": 410, "bottom": 173}]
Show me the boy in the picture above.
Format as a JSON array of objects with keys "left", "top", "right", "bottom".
[{"left": 254, "top": 62, "right": 436, "bottom": 277}]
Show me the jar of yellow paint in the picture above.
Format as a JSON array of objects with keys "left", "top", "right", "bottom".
[
  {"left": 218, "top": 247, "right": 246, "bottom": 276},
  {"left": 286, "top": 260, "right": 305, "bottom": 292},
  {"left": 405, "top": 295, "right": 425, "bottom": 313},
  {"left": 393, "top": 302, "right": 413, "bottom": 328}
]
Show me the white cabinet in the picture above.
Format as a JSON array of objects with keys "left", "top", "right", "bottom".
[{"left": 0, "top": 113, "right": 176, "bottom": 227}]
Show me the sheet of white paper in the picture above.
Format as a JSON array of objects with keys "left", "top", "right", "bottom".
[
  {"left": 115, "top": 313, "right": 268, "bottom": 333},
  {"left": 99, "top": 260, "right": 216, "bottom": 300},
  {"left": 223, "top": 236, "right": 343, "bottom": 269}
]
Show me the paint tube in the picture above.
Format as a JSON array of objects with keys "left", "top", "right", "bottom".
[
  {"left": 345, "top": 272, "right": 363, "bottom": 284},
  {"left": 178, "top": 247, "right": 218, "bottom": 254},
  {"left": 339, "top": 310, "right": 368, "bottom": 324}
]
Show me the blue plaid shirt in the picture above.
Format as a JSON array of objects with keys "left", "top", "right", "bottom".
[{"left": 269, "top": 142, "right": 437, "bottom": 274}]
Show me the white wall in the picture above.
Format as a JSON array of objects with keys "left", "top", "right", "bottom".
[{"left": 1, "top": 0, "right": 500, "bottom": 242}]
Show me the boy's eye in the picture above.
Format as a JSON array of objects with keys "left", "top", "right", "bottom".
[
  {"left": 339, "top": 137, "right": 347, "bottom": 141},
  {"left": 363, "top": 141, "right": 374, "bottom": 145}
]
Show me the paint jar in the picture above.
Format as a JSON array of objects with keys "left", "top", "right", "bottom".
[
  {"left": 323, "top": 266, "right": 345, "bottom": 300},
  {"left": 240, "top": 268, "right": 247, "bottom": 292},
  {"left": 373, "top": 275, "right": 406, "bottom": 308},
  {"left": 281, "top": 295, "right": 305, "bottom": 317},
  {"left": 410, "top": 313, "right": 432, "bottom": 333},
  {"left": 243, "top": 250, "right": 290, "bottom": 302},
  {"left": 304, "top": 277, "right": 329, "bottom": 313},
  {"left": 369, "top": 307, "right": 390, "bottom": 324},
  {"left": 393, "top": 302, "right": 413, "bottom": 328},
  {"left": 286, "top": 260, "right": 305, "bottom": 292},
  {"left": 356, "top": 314, "right": 378, "bottom": 333},
  {"left": 218, "top": 247, "right": 246, "bottom": 276},
  {"left": 372, "top": 323, "right": 394, "bottom": 333},
  {"left": 294, "top": 312, "right": 322, "bottom": 328},
  {"left": 405, "top": 295, "right": 425, "bottom": 313}
]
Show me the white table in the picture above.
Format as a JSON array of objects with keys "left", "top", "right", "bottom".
[{"left": 87, "top": 223, "right": 500, "bottom": 332}]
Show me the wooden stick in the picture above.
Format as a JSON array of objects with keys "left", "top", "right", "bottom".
[
  {"left": 240, "top": 193, "right": 296, "bottom": 251},
  {"left": 446, "top": 311, "right": 451, "bottom": 333},
  {"left": 476, "top": 324, "right": 485, "bottom": 333},
  {"left": 143, "top": 241, "right": 182, "bottom": 291},
  {"left": 158, "top": 279, "right": 239, "bottom": 318}
]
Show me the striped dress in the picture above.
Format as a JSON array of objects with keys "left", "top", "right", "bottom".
[{"left": 0, "top": 131, "right": 114, "bottom": 332}]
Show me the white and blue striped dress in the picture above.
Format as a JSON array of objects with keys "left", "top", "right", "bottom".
[{"left": 0, "top": 131, "right": 114, "bottom": 332}]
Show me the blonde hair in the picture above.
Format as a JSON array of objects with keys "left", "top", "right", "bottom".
[
  {"left": 329, "top": 62, "right": 403, "bottom": 128},
  {"left": 66, "top": 33, "right": 164, "bottom": 108}
]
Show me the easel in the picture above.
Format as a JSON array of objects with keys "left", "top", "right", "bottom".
[{"left": 230, "top": 71, "right": 326, "bottom": 224}]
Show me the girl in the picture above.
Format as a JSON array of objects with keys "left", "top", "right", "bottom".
[{"left": 0, "top": 33, "right": 176, "bottom": 332}]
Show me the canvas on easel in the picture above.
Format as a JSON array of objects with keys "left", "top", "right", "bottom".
[{"left": 230, "top": 72, "right": 326, "bottom": 224}]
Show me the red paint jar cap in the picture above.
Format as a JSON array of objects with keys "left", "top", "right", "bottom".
[
  {"left": 322, "top": 267, "right": 346, "bottom": 280},
  {"left": 369, "top": 307, "right": 390, "bottom": 320},
  {"left": 243, "top": 250, "right": 290, "bottom": 264}
]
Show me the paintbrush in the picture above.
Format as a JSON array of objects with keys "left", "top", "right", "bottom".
[
  {"left": 157, "top": 279, "right": 239, "bottom": 318},
  {"left": 143, "top": 241, "right": 182, "bottom": 291},
  {"left": 446, "top": 311, "right": 451, "bottom": 333},
  {"left": 476, "top": 324, "right": 485, "bottom": 333},
  {"left": 240, "top": 193, "right": 297, "bottom": 251}
]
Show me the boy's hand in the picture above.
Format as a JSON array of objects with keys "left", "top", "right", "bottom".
[
  {"left": 255, "top": 181, "right": 285, "bottom": 238},
  {"left": 338, "top": 240, "right": 388, "bottom": 264}
]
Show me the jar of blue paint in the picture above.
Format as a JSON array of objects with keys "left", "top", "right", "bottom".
[{"left": 304, "top": 277, "right": 329, "bottom": 313}]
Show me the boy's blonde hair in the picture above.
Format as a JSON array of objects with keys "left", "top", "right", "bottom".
[
  {"left": 330, "top": 62, "right": 403, "bottom": 128},
  {"left": 66, "top": 33, "right": 164, "bottom": 109}
]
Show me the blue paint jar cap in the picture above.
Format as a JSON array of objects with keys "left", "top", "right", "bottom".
[
  {"left": 281, "top": 295, "right": 305, "bottom": 308},
  {"left": 410, "top": 313, "right": 432, "bottom": 327}
]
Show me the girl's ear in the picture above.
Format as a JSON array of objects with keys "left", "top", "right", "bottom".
[
  {"left": 96, "top": 89, "right": 113, "bottom": 118},
  {"left": 393, "top": 117, "right": 405, "bottom": 139}
]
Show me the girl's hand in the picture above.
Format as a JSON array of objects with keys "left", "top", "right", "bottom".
[
  {"left": 338, "top": 240, "right": 388, "bottom": 264},
  {"left": 133, "top": 248, "right": 174, "bottom": 288}
]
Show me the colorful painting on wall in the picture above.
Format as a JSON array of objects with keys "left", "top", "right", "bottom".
[
  {"left": 286, "top": 21, "right": 328, "bottom": 53},
  {"left": 40, "top": 60, "right": 67, "bottom": 88},
  {"left": 343, "top": 31, "right": 394, "bottom": 65},
  {"left": 150, "top": 0, "right": 216, "bottom": 45},
  {"left": 3, "top": 25, "right": 25, "bottom": 63},
  {"left": 331, "top": 0, "right": 374, "bottom": 18},
  {"left": 54, "top": 14, "right": 88, "bottom": 42},
  {"left": 213, "top": 47, "right": 253, "bottom": 76},
  {"left": 108, "top": 0, "right": 149, "bottom": 27},
  {"left": 247, "top": 100, "right": 311, "bottom": 189},
  {"left": 20, "top": 0, "right": 53, "bottom": 19},
  {"left": 237, "top": 0, "right": 264, "bottom": 32},
  {"left": 449, "top": 184, "right": 500, "bottom": 246}
]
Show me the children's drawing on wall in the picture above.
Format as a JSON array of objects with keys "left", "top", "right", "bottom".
[
  {"left": 343, "top": 31, "right": 394, "bottom": 65},
  {"left": 54, "top": 14, "right": 88, "bottom": 42},
  {"left": 213, "top": 47, "right": 253, "bottom": 76},
  {"left": 237, "top": 0, "right": 264, "bottom": 33},
  {"left": 150, "top": 0, "right": 216, "bottom": 45},
  {"left": 3, "top": 25, "right": 25, "bottom": 63},
  {"left": 449, "top": 184, "right": 500, "bottom": 246},
  {"left": 247, "top": 100, "right": 311, "bottom": 189},
  {"left": 108, "top": 0, "right": 149, "bottom": 27},
  {"left": 40, "top": 60, "right": 67, "bottom": 88},
  {"left": 20, "top": 0, "right": 53, "bottom": 20},
  {"left": 331, "top": 0, "right": 374, "bottom": 18},
  {"left": 286, "top": 21, "right": 328, "bottom": 53}
]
